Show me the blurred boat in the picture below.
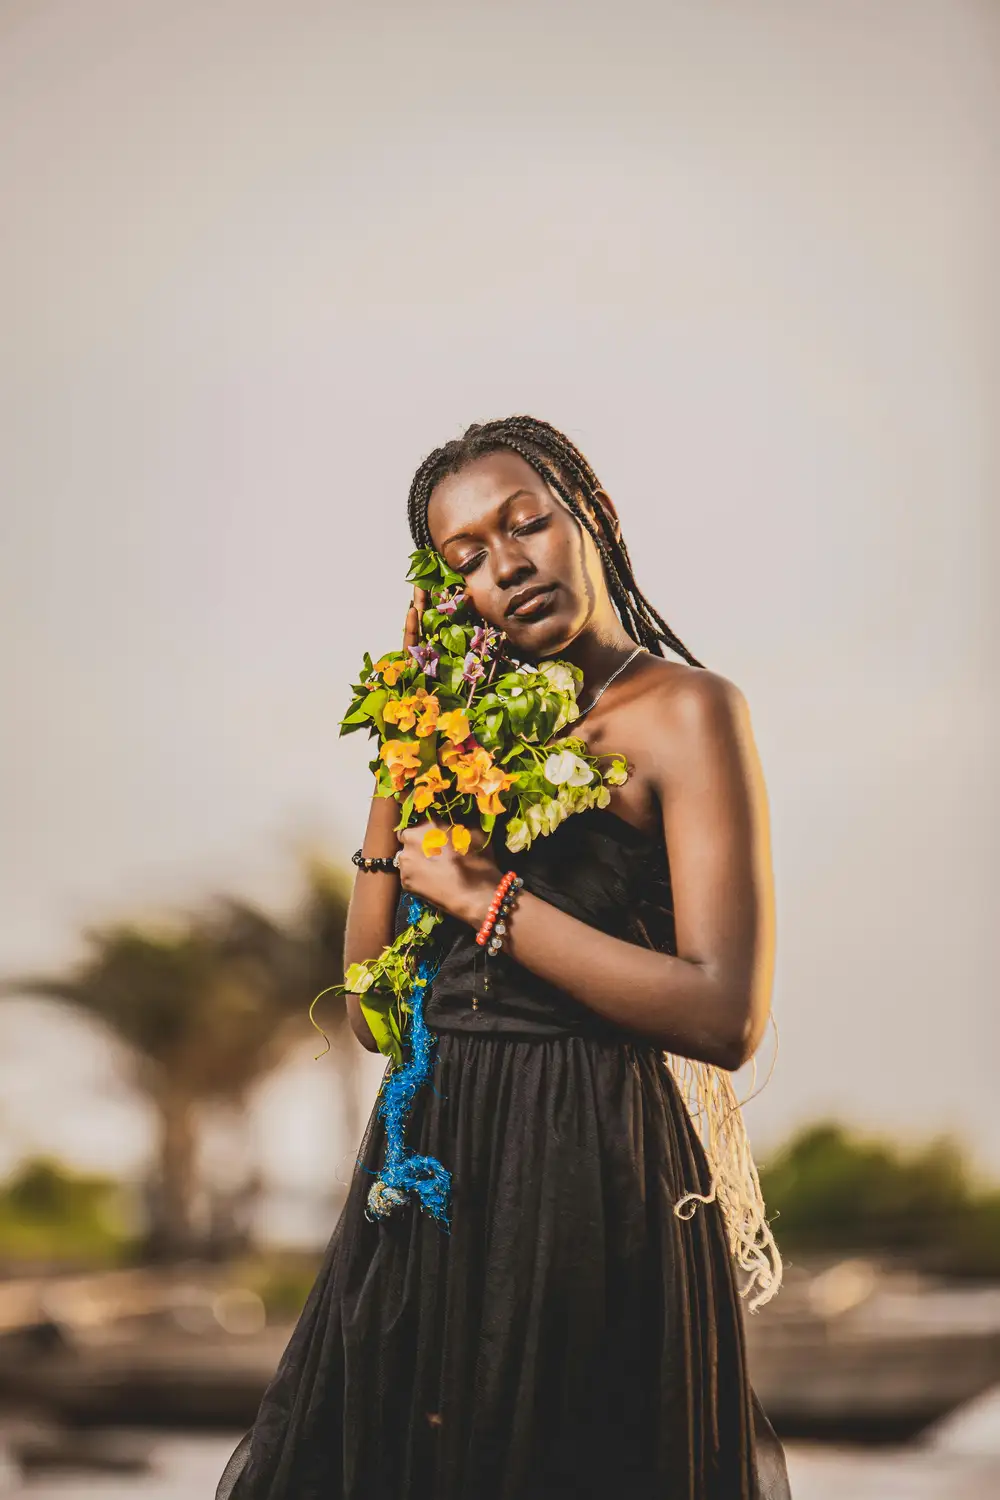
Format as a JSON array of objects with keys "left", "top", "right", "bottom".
[
  {"left": 2, "top": 1259, "right": 1000, "bottom": 1440},
  {"left": 745, "top": 1259, "right": 1000, "bottom": 1441}
]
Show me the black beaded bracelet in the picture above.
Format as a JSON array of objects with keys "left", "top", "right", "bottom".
[{"left": 352, "top": 849, "right": 399, "bottom": 874}]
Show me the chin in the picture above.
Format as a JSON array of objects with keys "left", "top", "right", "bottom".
[{"left": 505, "top": 615, "right": 579, "bottom": 662}]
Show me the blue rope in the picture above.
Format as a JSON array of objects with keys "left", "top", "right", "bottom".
[{"left": 365, "top": 896, "right": 451, "bottom": 1227}]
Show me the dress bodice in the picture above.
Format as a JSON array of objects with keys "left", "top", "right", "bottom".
[{"left": 408, "top": 809, "right": 676, "bottom": 1039}]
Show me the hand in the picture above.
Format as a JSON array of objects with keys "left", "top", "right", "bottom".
[
  {"left": 395, "top": 821, "right": 501, "bottom": 928},
  {"left": 404, "top": 585, "right": 429, "bottom": 652}
]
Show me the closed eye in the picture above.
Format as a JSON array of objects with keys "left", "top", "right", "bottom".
[
  {"left": 514, "top": 517, "right": 548, "bottom": 538},
  {"left": 456, "top": 517, "right": 547, "bottom": 574}
]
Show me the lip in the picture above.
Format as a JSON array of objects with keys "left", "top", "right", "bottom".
[{"left": 506, "top": 584, "right": 556, "bottom": 620}]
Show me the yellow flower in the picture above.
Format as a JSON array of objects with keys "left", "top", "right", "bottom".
[
  {"left": 450, "top": 825, "right": 472, "bottom": 855},
  {"left": 443, "top": 741, "right": 520, "bottom": 817},
  {"left": 379, "top": 738, "right": 422, "bottom": 791},
  {"left": 422, "top": 826, "right": 448, "bottom": 857},
  {"left": 412, "top": 763, "right": 451, "bottom": 813},
  {"left": 474, "top": 763, "right": 519, "bottom": 817},
  {"left": 374, "top": 656, "right": 405, "bottom": 687},
  {"left": 450, "top": 745, "right": 495, "bottom": 794},
  {"left": 436, "top": 708, "right": 471, "bottom": 745},
  {"left": 414, "top": 689, "right": 441, "bottom": 738},
  {"left": 384, "top": 695, "right": 420, "bottom": 733}
]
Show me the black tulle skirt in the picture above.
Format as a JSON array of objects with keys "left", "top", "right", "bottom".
[{"left": 216, "top": 1030, "right": 788, "bottom": 1500}]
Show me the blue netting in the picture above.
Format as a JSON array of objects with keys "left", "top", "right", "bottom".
[{"left": 365, "top": 897, "right": 451, "bottom": 1227}]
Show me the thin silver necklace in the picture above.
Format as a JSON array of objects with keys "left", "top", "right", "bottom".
[{"left": 573, "top": 644, "right": 645, "bottom": 725}]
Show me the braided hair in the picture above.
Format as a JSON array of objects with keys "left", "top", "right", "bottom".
[
  {"left": 405, "top": 416, "right": 783, "bottom": 1305},
  {"left": 406, "top": 415, "right": 704, "bottom": 668}
]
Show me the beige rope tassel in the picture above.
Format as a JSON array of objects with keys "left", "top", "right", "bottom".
[{"left": 664, "top": 1033, "right": 783, "bottom": 1311}]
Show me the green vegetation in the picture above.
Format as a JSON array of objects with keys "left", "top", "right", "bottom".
[
  {"left": 2, "top": 860, "right": 354, "bottom": 1263},
  {"left": 3, "top": 1122, "right": 999, "bottom": 1283},
  {"left": 0, "top": 1157, "right": 134, "bottom": 1267},
  {"left": 760, "top": 1122, "right": 1000, "bottom": 1277},
  {"left": 234, "top": 1250, "right": 323, "bottom": 1319}
]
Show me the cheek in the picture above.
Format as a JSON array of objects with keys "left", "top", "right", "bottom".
[
  {"left": 464, "top": 582, "right": 507, "bottom": 630},
  {"left": 547, "top": 520, "right": 593, "bottom": 599}
]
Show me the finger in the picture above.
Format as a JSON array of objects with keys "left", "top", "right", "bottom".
[{"left": 403, "top": 599, "right": 420, "bottom": 651}]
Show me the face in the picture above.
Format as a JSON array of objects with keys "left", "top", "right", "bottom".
[{"left": 426, "top": 449, "right": 616, "bottom": 660}]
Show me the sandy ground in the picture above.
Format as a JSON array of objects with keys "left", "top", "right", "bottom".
[{"left": 4, "top": 1432, "right": 1000, "bottom": 1499}]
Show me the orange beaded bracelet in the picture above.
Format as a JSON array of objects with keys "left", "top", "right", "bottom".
[
  {"left": 475, "top": 870, "right": 519, "bottom": 949},
  {"left": 476, "top": 870, "right": 524, "bottom": 948}
]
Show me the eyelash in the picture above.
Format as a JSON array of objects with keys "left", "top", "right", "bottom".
[{"left": 458, "top": 517, "right": 548, "bottom": 575}]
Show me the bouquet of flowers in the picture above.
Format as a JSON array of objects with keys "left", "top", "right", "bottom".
[{"left": 333, "top": 548, "right": 628, "bottom": 1068}]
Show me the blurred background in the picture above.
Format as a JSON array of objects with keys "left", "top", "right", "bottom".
[{"left": 1, "top": 1, "right": 997, "bottom": 1494}]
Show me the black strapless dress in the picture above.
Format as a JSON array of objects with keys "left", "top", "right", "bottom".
[{"left": 216, "top": 810, "right": 790, "bottom": 1499}]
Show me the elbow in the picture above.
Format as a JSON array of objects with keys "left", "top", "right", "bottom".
[
  {"left": 713, "top": 1035, "right": 754, "bottom": 1073},
  {"left": 351, "top": 1021, "right": 381, "bottom": 1054},
  {"left": 710, "top": 1002, "right": 762, "bottom": 1073}
]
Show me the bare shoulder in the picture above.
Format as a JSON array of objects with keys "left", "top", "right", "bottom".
[{"left": 632, "top": 654, "right": 748, "bottom": 740}]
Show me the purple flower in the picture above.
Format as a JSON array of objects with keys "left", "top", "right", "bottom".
[
  {"left": 408, "top": 643, "right": 440, "bottom": 678},
  {"left": 437, "top": 590, "right": 466, "bottom": 616},
  {"left": 461, "top": 651, "right": 486, "bottom": 685},
  {"left": 469, "top": 625, "right": 487, "bottom": 654}
]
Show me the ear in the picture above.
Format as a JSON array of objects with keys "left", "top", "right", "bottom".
[{"left": 589, "top": 487, "right": 622, "bottom": 542}]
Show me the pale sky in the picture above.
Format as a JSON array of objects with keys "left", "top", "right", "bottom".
[{"left": 1, "top": 0, "right": 997, "bottom": 1222}]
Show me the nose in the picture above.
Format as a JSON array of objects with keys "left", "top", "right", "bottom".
[{"left": 493, "top": 537, "right": 535, "bottom": 592}]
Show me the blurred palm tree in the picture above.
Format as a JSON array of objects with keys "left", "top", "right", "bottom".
[{"left": 2, "top": 861, "right": 351, "bottom": 1261}]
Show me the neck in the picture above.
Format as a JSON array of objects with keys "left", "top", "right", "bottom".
[{"left": 560, "top": 619, "right": 639, "bottom": 702}]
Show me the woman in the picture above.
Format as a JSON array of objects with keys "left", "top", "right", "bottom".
[{"left": 217, "top": 415, "right": 790, "bottom": 1499}]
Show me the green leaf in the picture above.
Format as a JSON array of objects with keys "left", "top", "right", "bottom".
[
  {"left": 507, "top": 693, "right": 530, "bottom": 728},
  {"left": 360, "top": 994, "right": 404, "bottom": 1068},
  {"left": 406, "top": 548, "right": 442, "bottom": 585},
  {"left": 395, "top": 790, "right": 415, "bottom": 830},
  {"left": 344, "top": 961, "right": 375, "bottom": 994},
  {"left": 441, "top": 624, "right": 468, "bottom": 656},
  {"left": 340, "top": 705, "right": 370, "bottom": 726},
  {"left": 476, "top": 709, "right": 504, "bottom": 747},
  {"left": 442, "top": 660, "right": 466, "bottom": 695},
  {"left": 360, "top": 687, "right": 389, "bottom": 734},
  {"left": 418, "top": 732, "right": 439, "bottom": 774}
]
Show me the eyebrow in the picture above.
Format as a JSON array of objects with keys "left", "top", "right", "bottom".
[{"left": 441, "top": 489, "right": 536, "bottom": 551}]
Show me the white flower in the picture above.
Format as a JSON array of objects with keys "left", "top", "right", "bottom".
[
  {"left": 605, "top": 758, "right": 628, "bottom": 786},
  {"left": 542, "top": 797, "right": 567, "bottom": 834},
  {"left": 569, "top": 758, "right": 593, "bottom": 787},
  {"left": 505, "top": 816, "right": 531, "bottom": 853},
  {"left": 525, "top": 803, "right": 547, "bottom": 837},
  {"left": 538, "top": 660, "right": 579, "bottom": 698},
  {"left": 543, "top": 749, "right": 593, "bottom": 787},
  {"left": 552, "top": 699, "right": 580, "bottom": 734},
  {"left": 542, "top": 750, "right": 574, "bottom": 785}
]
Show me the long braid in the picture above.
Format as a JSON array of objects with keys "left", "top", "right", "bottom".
[
  {"left": 402, "top": 414, "right": 782, "bottom": 1308},
  {"left": 406, "top": 416, "right": 704, "bottom": 668}
]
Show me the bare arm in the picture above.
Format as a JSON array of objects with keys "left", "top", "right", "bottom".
[
  {"left": 396, "top": 669, "right": 776, "bottom": 1071},
  {"left": 342, "top": 588, "right": 427, "bottom": 1051}
]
